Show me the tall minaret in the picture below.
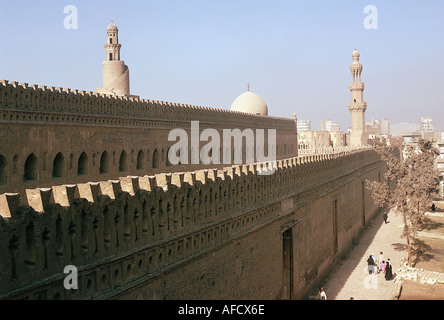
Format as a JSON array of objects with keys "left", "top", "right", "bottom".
[
  {"left": 348, "top": 49, "right": 367, "bottom": 147},
  {"left": 97, "top": 22, "right": 131, "bottom": 97}
]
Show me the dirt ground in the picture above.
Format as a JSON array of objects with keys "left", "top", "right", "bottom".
[
  {"left": 399, "top": 280, "right": 444, "bottom": 300},
  {"left": 398, "top": 204, "right": 444, "bottom": 300}
]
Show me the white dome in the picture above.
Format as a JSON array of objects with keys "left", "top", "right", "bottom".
[{"left": 230, "top": 91, "right": 268, "bottom": 116}]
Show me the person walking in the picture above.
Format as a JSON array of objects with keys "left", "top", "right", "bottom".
[
  {"left": 318, "top": 288, "right": 327, "bottom": 300},
  {"left": 367, "top": 254, "right": 376, "bottom": 274},
  {"left": 380, "top": 260, "right": 386, "bottom": 274},
  {"left": 383, "top": 211, "right": 389, "bottom": 224},
  {"left": 385, "top": 259, "right": 393, "bottom": 281},
  {"left": 371, "top": 253, "right": 377, "bottom": 274},
  {"left": 377, "top": 252, "right": 384, "bottom": 273}
]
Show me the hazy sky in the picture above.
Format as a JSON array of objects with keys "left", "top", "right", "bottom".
[{"left": 1, "top": 0, "right": 443, "bottom": 130}]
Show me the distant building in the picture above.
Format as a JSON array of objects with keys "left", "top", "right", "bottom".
[
  {"left": 436, "top": 139, "right": 444, "bottom": 198},
  {"left": 421, "top": 117, "right": 434, "bottom": 132},
  {"left": 320, "top": 120, "right": 332, "bottom": 132},
  {"left": 364, "top": 118, "right": 390, "bottom": 145},
  {"left": 380, "top": 118, "right": 390, "bottom": 135},
  {"left": 329, "top": 131, "right": 346, "bottom": 147},
  {"left": 435, "top": 131, "right": 444, "bottom": 142},
  {"left": 390, "top": 122, "right": 420, "bottom": 135},
  {"left": 297, "top": 120, "right": 311, "bottom": 132},
  {"left": 330, "top": 123, "right": 341, "bottom": 132},
  {"left": 366, "top": 119, "right": 380, "bottom": 128},
  {"left": 320, "top": 119, "right": 341, "bottom": 132},
  {"left": 299, "top": 131, "right": 332, "bottom": 149},
  {"left": 366, "top": 118, "right": 390, "bottom": 135}
]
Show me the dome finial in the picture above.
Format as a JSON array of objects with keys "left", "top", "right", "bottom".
[
  {"left": 107, "top": 21, "right": 118, "bottom": 30},
  {"left": 247, "top": 83, "right": 250, "bottom": 92}
]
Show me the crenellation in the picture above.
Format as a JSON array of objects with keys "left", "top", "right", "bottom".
[
  {"left": 241, "top": 165, "right": 249, "bottom": 176},
  {"left": 284, "top": 159, "right": 290, "bottom": 168},
  {"left": 183, "top": 172, "right": 196, "bottom": 186},
  {"left": 0, "top": 193, "right": 21, "bottom": 218},
  {"left": 216, "top": 169, "right": 227, "bottom": 182},
  {"left": 119, "top": 176, "right": 140, "bottom": 196},
  {"left": 207, "top": 168, "right": 218, "bottom": 181},
  {"left": 195, "top": 169, "right": 209, "bottom": 184},
  {"left": 99, "top": 180, "right": 121, "bottom": 199},
  {"left": 171, "top": 172, "right": 185, "bottom": 188},
  {"left": 224, "top": 167, "right": 234, "bottom": 179},
  {"left": 77, "top": 182, "right": 101, "bottom": 203},
  {"left": 25, "top": 188, "right": 55, "bottom": 213},
  {"left": 155, "top": 173, "right": 172, "bottom": 190},
  {"left": 233, "top": 165, "right": 242, "bottom": 178}
]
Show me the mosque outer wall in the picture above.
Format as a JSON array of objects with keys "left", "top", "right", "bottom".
[
  {"left": 0, "top": 80, "right": 298, "bottom": 200},
  {"left": 0, "top": 148, "right": 385, "bottom": 300}
]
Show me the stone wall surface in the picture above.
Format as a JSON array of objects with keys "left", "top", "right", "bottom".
[
  {"left": 0, "top": 80, "right": 298, "bottom": 198},
  {"left": 0, "top": 148, "right": 385, "bottom": 300},
  {"left": 0, "top": 79, "right": 386, "bottom": 300}
]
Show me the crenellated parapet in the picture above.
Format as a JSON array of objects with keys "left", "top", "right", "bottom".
[
  {"left": 0, "top": 80, "right": 296, "bottom": 131},
  {"left": 0, "top": 79, "right": 300, "bottom": 198},
  {"left": 0, "top": 149, "right": 382, "bottom": 299}
]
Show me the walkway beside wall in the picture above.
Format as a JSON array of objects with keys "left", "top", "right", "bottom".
[{"left": 312, "top": 208, "right": 407, "bottom": 300}]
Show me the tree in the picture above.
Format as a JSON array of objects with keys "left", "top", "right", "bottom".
[{"left": 366, "top": 138, "right": 440, "bottom": 267}]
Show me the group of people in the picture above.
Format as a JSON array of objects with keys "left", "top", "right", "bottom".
[
  {"left": 366, "top": 251, "right": 393, "bottom": 281},
  {"left": 316, "top": 251, "right": 394, "bottom": 300}
]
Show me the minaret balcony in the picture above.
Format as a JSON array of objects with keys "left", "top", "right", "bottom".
[
  {"left": 348, "top": 102, "right": 367, "bottom": 112},
  {"left": 104, "top": 43, "right": 122, "bottom": 50},
  {"left": 349, "top": 83, "right": 365, "bottom": 90}
]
